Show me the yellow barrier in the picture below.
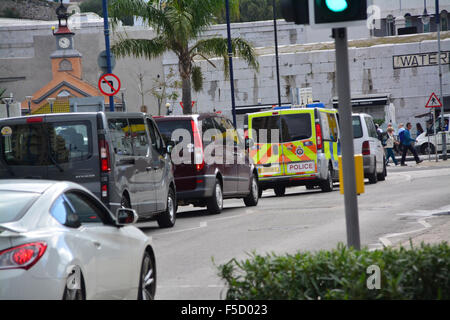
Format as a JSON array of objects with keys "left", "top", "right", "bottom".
[{"left": 338, "top": 154, "right": 365, "bottom": 195}]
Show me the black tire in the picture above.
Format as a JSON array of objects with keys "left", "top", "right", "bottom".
[
  {"left": 258, "top": 187, "right": 263, "bottom": 199},
  {"left": 420, "top": 143, "right": 435, "bottom": 155},
  {"left": 138, "top": 251, "right": 156, "bottom": 300},
  {"left": 377, "top": 159, "right": 386, "bottom": 181},
  {"left": 207, "top": 178, "right": 223, "bottom": 215},
  {"left": 368, "top": 163, "right": 378, "bottom": 184},
  {"left": 63, "top": 268, "right": 85, "bottom": 300},
  {"left": 157, "top": 188, "right": 176, "bottom": 228},
  {"left": 305, "top": 184, "right": 315, "bottom": 190},
  {"left": 320, "top": 167, "right": 334, "bottom": 192},
  {"left": 244, "top": 174, "right": 259, "bottom": 207},
  {"left": 274, "top": 185, "right": 286, "bottom": 197}
]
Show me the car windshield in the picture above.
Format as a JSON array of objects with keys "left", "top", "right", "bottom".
[
  {"left": 0, "top": 122, "right": 92, "bottom": 166},
  {"left": 352, "top": 116, "right": 363, "bottom": 139},
  {"left": 0, "top": 191, "right": 39, "bottom": 224}
]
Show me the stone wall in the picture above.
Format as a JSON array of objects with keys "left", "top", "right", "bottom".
[
  {"left": 163, "top": 33, "right": 450, "bottom": 129},
  {"left": 0, "top": 0, "right": 58, "bottom": 21}
]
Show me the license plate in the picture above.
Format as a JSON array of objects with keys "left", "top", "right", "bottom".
[
  {"left": 259, "top": 165, "right": 280, "bottom": 175},
  {"left": 286, "top": 161, "right": 315, "bottom": 174}
]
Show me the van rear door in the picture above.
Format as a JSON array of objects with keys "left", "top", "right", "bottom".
[
  {"left": 0, "top": 114, "right": 101, "bottom": 198},
  {"left": 249, "top": 112, "right": 283, "bottom": 178},
  {"left": 279, "top": 110, "right": 317, "bottom": 177}
]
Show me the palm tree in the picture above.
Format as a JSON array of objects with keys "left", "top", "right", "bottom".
[{"left": 109, "top": 0, "right": 259, "bottom": 114}]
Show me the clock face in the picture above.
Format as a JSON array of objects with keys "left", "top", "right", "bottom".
[{"left": 58, "top": 37, "right": 70, "bottom": 49}]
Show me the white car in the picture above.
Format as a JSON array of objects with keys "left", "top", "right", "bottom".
[
  {"left": 415, "top": 114, "right": 450, "bottom": 154},
  {"left": 0, "top": 180, "right": 156, "bottom": 300},
  {"left": 352, "top": 113, "right": 386, "bottom": 183}
]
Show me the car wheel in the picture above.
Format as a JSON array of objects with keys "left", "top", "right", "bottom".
[
  {"left": 258, "top": 187, "right": 263, "bottom": 199},
  {"left": 305, "top": 184, "right": 315, "bottom": 190},
  {"left": 320, "top": 167, "right": 334, "bottom": 192},
  {"left": 63, "top": 269, "right": 85, "bottom": 300},
  {"left": 138, "top": 251, "right": 156, "bottom": 300},
  {"left": 368, "top": 162, "right": 378, "bottom": 184},
  {"left": 421, "top": 143, "right": 435, "bottom": 155},
  {"left": 244, "top": 174, "right": 259, "bottom": 207},
  {"left": 157, "top": 188, "right": 176, "bottom": 228},
  {"left": 207, "top": 178, "right": 223, "bottom": 214},
  {"left": 378, "top": 159, "right": 386, "bottom": 181},
  {"left": 274, "top": 186, "right": 286, "bottom": 197}
]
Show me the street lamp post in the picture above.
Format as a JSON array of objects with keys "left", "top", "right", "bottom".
[
  {"left": 120, "top": 88, "right": 126, "bottom": 112},
  {"left": 2, "top": 96, "right": 13, "bottom": 118},
  {"left": 26, "top": 96, "right": 33, "bottom": 115},
  {"left": 47, "top": 98, "right": 56, "bottom": 113},
  {"left": 156, "top": 87, "right": 163, "bottom": 116},
  {"left": 225, "top": 0, "right": 237, "bottom": 127},
  {"left": 273, "top": 0, "right": 281, "bottom": 107},
  {"left": 435, "top": 0, "right": 447, "bottom": 160}
]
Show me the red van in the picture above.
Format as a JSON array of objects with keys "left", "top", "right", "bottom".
[{"left": 154, "top": 114, "right": 259, "bottom": 214}]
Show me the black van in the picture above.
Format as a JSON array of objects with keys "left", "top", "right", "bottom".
[{"left": 0, "top": 112, "right": 177, "bottom": 228}]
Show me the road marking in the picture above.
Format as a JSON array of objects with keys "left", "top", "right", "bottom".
[{"left": 379, "top": 237, "right": 392, "bottom": 247}]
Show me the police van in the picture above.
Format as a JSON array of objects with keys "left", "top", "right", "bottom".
[{"left": 247, "top": 103, "right": 340, "bottom": 196}]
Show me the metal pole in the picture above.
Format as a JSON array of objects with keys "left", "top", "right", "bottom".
[
  {"left": 273, "top": 0, "right": 281, "bottom": 107},
  {"left": 333, "top": 28, "right": 361, "bottom": 250},
  {"left": 5, "top": 101, "right": 10, "bottom": 118},
  {"left": 102, "top": 0, "right": 114, "bottom": 112},
  {"left": 434, "top": 108, "right": 437, "bottom": 161},
  {"left": 225, "top": 0, "right": 237, "bottom": 127},
  {"left": 436, "top": 0, "right": 447, "bottom": 160}
]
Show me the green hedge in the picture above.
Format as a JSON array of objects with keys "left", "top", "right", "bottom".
[{"left": 218, "top": 242, "right": 450, "bottom": 300}]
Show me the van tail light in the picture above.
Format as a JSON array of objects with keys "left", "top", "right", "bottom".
[
  {"left": 362, "top": 141, "right": 371, "bottom": 155},
  {"left": 99, "top": 138, "right": 111, "bottom": 172},
  {"left": 26, "top": 117, "right": 43, "bottom": 123},
  {"left": 315, "top": 123, "right": 323, "bottom": 151},
  {"left": 191, "top": 120, "right": 204, "bottom": 171},
  {"left": 0, "top": 242, "right": 47, "bottom": 270},
  {"left": 101, "top": 184, "right": 108, "bottom": 198}
]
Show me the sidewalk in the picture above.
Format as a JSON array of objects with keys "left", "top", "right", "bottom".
[{"left": 396, "top": 215, "right": 450, "bottom": 248}]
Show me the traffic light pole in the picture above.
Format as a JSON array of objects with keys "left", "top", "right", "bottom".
[
  {"left": 102, "top": 0, "right": 114, "bottom": 112},
  {"left": 333, "top": 28, "right": 361, "bottom": 250}
]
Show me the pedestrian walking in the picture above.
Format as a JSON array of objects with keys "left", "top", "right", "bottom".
[
  {"left": 395, "top": 123, "right": 405, "bottom": 155},
  {"left": 385, "top": 127, "right": 398, "bottom": 166},
  {"left": 400, "top": 122, "right": 423, "bottom": 166}
]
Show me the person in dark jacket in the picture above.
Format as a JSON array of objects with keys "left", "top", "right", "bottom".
[{"left": 401, "top": 123, "right": 423, "bottom": 166}]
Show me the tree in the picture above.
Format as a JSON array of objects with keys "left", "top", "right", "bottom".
[
  {"left": 216, "top": 0, "right": 282, "bottom": 24},
  {"left": 109, "top": 0, "right": 259, "bottom": 114},
  {"left": 80, "top": 0, "right": 134, "bottom": 26}
]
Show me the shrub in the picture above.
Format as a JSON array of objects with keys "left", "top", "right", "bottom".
[{"left": 218, "top": 242, "right": 450, "bottom": 300}]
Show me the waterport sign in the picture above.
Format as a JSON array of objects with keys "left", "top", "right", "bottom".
[{"left": 393, "top": 51, "right": 450, "bottom": 69}]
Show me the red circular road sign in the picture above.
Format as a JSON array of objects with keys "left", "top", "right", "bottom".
[{"left": 98, "top": 73, "right": 121, "bottom": 96}]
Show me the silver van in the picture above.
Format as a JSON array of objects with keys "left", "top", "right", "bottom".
[{"left": 0, "top": 112, "right": 177, "bottom": 228}]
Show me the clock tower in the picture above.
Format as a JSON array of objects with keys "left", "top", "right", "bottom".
[{"left": 50, "top": 0, "right": 82, "bottom": 79}]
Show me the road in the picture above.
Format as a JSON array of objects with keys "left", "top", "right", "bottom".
[{"left": 137, "top": 160, "right": 450, "bottom": 300}]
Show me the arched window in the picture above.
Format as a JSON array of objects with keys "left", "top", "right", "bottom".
[
  {"left": 59, "top": 59, "right": 73, "bottom": 71},
  {"left": 441, "top": 11, "right": 448, "bottom": 31},
  {"left": 57, "top": 90, "right": 72, "bottom": 98}
]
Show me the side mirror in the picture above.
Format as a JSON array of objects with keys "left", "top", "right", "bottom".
[
  {"left": 245, "top": 138, "right": 254, "bottom": 149},
  {"left": 116, "top": 208, "right": 138, "bottom": 226}
]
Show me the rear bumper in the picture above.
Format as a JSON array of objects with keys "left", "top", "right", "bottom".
[
  {"left": 363, "top": 154, "right": 376, "bottom": 175},
  {"left": 259, "top": 174, "right": 322, "bottom": 189},
  {"left": 175, "top": 174, "right": 216, "bottom": 201}
]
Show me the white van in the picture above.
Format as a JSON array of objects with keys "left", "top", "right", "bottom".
[
  {"left": 352, "top": 113, "right": 386, "bottom": 184},
  {"left": 415, "top": 114, "right": 450, "bottom": 154}
]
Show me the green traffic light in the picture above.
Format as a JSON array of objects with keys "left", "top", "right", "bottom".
[{"left": 325, "top": 0, "right": 348, "bottom": 12}]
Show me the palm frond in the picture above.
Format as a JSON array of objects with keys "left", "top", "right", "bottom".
[{"left": 111, "top": 37, "right": 168, "bottom": 60}]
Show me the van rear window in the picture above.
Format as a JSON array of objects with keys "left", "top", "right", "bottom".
[
  {"left": 155, "top": 120, "right": 193, "bottom": 145},
  {"left": 251, "top": 116, "right": 281, "bottom": 144},
  {"left": 0, "top": 122, "right": 92, "bottom": 166},
  {"left": 352, "top": 116, "right": 363, "bottom": 139},
  {"left": 280, "top": 114, "right": 312, "bottom": 142}
]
